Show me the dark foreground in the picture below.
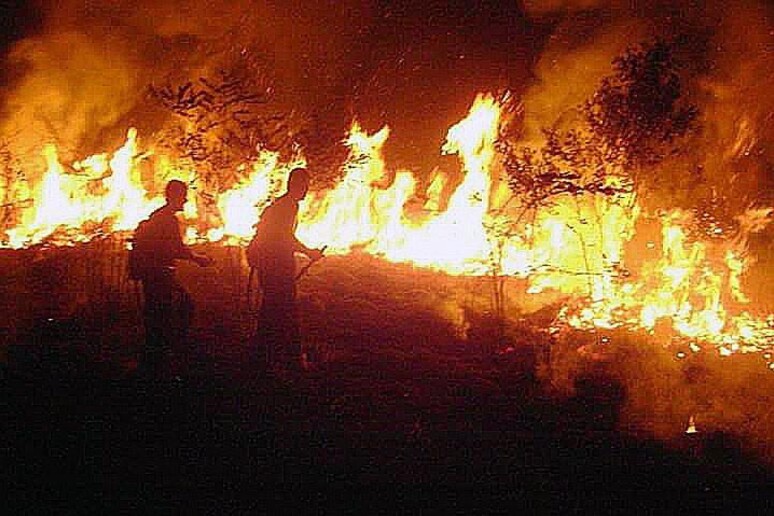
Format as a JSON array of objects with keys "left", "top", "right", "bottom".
[{"left": 4, "top": 337, "right": 774, "bottom": 514}]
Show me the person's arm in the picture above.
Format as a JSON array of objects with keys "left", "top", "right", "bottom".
[
  {"left": 289, "top": 204, "right": 323, "bottom": 261},
  {"left": 171, "top": 217, "right": 212, "bottom": 266},
  {"left": 291, "top": 234, "right": 314, "bottom": 255},
  {"left": 170, "top": 217, "right": 194, "bottom": 260},
  {"left": 292, "top": 238, "right": 323, "bottom": 261}
]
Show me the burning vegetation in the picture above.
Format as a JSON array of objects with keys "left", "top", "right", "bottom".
[
  {"left": 1, "top": 38, "right": 771, "bottom": 358},
  {"left": 2, "top": 0, "right": 774, "bottom": 488}
]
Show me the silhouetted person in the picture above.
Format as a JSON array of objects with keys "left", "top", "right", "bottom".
[
  {"left": 132, "top": 180, "right": 212, "bottom": 378},
  {"left": 250, "top": 167, "right": 323, "bottom": 372}
]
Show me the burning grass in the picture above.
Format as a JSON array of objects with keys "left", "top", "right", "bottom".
[
  {"left": 2, "top": 93, "right": 771, "bottom": 360},
  {"left": 5, "top": 244, "right": 774, "bottom": 468},
  {"left": 3, "top": 3, "right": 774, "bottom": 505}
]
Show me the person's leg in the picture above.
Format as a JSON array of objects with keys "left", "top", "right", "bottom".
[
  {"left": 178, "top": 285, "right": 194, "bottom": 338},
  {"left": 273, "top": 279, "right": 301, "bottom": 370},
  {"left": 172, "top": 281, "right": 194, "bottom": 374},
  {"left": 140, "top": 273, "right": 174, "bottom": 378},
  {"left": 141, "top": 282, "right": 163, "bottom": 376},
  {"left": 252, "top": 265, "right": 275, "bottom": 371},
  {"left": 255, "top": 270, "right": 300, "bottom": 371}
]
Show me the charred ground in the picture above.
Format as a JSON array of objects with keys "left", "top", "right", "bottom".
[{"left": 3, "top": 246, "right": 774, "bottom": 512}]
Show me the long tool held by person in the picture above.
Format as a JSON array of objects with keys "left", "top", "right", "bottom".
[{"left": 295, "top": 245, "right": 327, "bottom": 281}]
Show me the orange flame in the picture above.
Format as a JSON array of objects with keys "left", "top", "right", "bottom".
[{"left": 2, "top": 93, "right": 772, "bottom": 358}]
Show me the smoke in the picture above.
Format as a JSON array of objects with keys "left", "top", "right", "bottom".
[
  {"left": 38, "top": 0, "right": 378, "bottom": 101},
  {"left": 695, "top": 0, "right": 774, "bottom": 208},
  {"left": 0, "top": 0, "right": 378, "bottom": 168},
  {"left": 516, "top": 0, "right": 773, "bottom": 214},
  {"left": 0, "top": 1, "right": 544, "bottom": 176},
  {"left": 2, "top": 31, "right": 141, "bottom": 165},
  {"left": 0, "top": 0, "right": 771, "bottom": 200},
  {"left": 518, "top": 12, "right": 646, "bottom": 144}
]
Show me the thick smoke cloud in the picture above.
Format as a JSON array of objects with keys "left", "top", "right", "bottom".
[
  {"left": 0, "top": 1, "right": 541, "bottom": 175},
  {"left": 0, "top": 0, "right": 378, "bottom": 167},
  {"left": 696, "top": 0, "right": 774, "bottom": 207},
  {"left": 518, "top": 13, "right": 646, "bottom": 144},
  {"left": 0, "top": 0, "right": 771, "bottom": 200},
  {"left": 519, "top": 0, "right": 773, "bottom": 213},
  {"left": 2, "top": 30, "right": 141, "bottom": 163}
]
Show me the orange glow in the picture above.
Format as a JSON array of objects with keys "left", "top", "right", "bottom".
[{"left": 1, "top": 93, "right": 772, "bottom": 358}]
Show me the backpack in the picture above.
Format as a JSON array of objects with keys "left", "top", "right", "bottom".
[{"left": 127, "top": 217, "right": 155, "bottom": 280}]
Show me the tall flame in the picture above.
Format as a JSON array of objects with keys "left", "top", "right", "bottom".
[{"left": 1, "top": 93, "right": 772, "bottom": 358}]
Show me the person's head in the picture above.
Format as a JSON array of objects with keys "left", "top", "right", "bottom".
[
  {"left": 287, "top": 167, "right": 310, "bottom": 201},
  {"left": 165, "top": 180, "right": 189, "bottom": 212}
]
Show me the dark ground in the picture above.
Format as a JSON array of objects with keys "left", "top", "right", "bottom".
[
  {"left": 4, "top": 339, "right": 774, "bottom": 513},
  {"left": 3, "top": 248, "right": 774, "bottom": 512}
]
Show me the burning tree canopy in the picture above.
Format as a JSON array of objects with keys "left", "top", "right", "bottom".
[
  {"left": 586, "top": 39, "right": 699, "bottom": 174},
  {"left": 499, "top": 40, "right": 697, "bottom": 214}
]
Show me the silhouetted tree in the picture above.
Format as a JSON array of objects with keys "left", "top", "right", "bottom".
[
  {"left": 585, "top": 39, "right": 699, "bottom": 178},
  {"left": 150, "top": 66, "right": 282, "bottom": 182},
  {"left": 492, "top": 40, "right": 698, "bottom": 303}
]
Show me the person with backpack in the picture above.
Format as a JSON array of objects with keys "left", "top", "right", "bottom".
[
  {"left": 247, "top": 167, "right": 323, "bottom": 373},
  {"left": 130, "top": 179, "right": 212, "bottom": 378}
]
